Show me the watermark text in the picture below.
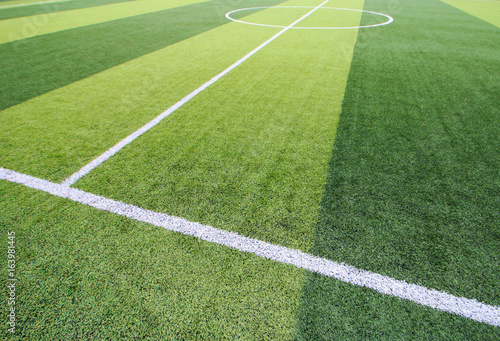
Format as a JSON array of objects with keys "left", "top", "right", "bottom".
[{"left": 6, "top": 232, "right": 16, "bottom": 334}]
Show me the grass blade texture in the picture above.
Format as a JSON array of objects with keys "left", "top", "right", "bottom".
[
  {"left": 76, "top": 0, "right": 364, "bottom": 252},
  {"left": 0, "top": 1, "right": 288, "bottom": 182},
  {"left": 296, "top": 0, "right": 500, "bottom": 339},
  {"left": 0, "top": 0, "right": 284, "bottom": 111},
  {"left": 0, "top": 180, "right": 305, "bottom": 340},
  {"left": 440, "top": 0, "right": 500, "bottom": 27},
  {"left": 0, "top": 0, "right": 135, "bottom": 21},
  {"left": 0, "top": 0, "right": 209, "bottom": 44}
]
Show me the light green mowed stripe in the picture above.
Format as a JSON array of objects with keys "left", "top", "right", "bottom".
[
  {"left": 0, "top": 0, "right": 208, "bottom": 44},
  {"left": 441, "top": 0, "right": 500, "bottom": 27},
  {"left": 0, "top": 19, "right": 283, "bottom": 181}
]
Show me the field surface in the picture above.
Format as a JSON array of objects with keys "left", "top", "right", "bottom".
[{"left": 1, "top": 0, "right": 499, "bottom": 339}]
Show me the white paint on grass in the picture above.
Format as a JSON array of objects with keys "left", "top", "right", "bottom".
[
  {"left": 0, "top": 0, "right": 68, "bottom": 9},
  {"left": 61, "top": 0, "right": 332, "bottom": 187},
  {"left": 225, "top": 7, "right": 394, "bottom": 30},
  {"left": 1, "top": 167, "right": 500, "bottom": 327}
]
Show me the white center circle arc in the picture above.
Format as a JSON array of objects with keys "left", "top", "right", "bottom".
[{"left": 225, "top": 6, "right": 394, "bottom": 29}]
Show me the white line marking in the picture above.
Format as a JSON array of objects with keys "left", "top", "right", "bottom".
[
  {"left": 2, "top": 167, "right": 500, "bottom": 327},
  {"left": 61, "top": 0, "right": 332, "bottom": 187},
  {"left": 0, "top": 0, "right": 67, "bottom": 9},
  {"left": 226, "top": 7, "right": 394, "bottom": 30}
]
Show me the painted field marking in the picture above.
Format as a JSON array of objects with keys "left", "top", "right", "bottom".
[
  {"left": 61, "top": 0, "right": 332, "bottom": 186},
  {"left": 2, "top": 167, "right": 500, "bottom": 327},
  {"left": 226, "top": 6, "right": 394, "bottom": 29},
  {"left": 0, "top": 0, "right": 68, "bottom": 9}
]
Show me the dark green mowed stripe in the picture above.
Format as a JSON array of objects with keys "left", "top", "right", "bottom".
[
  {"left": 0, "top": 0, "right": 285, "bottom": 111},
  {"left": 296, "top": 0, "right": 499, "bottom": 338},
  {"left": 0, "top": 0, "right": 135, "bottom": 21}
]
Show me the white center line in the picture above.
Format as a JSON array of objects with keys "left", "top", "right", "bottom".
[
  {"left": 2, "top": 167, "right": 500, "bottom": 327},
  {"left": 61, "top": 0, "right": 331, "bottom": 186}
]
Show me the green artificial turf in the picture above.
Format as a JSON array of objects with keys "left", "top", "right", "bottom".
[
  {"left": 296, "top": 0, "right": 499, "bottom": 338},
  {"left": 0, "top": 0, "right": 209, "bottom": 44},
  {"left": 1, "top": 0, "right": 498, "bottom": 338},
  {"left": 0, "top": 3, "right": 289, "bottom": 182},
  {"left": 0, "top": 0, "right": 135, "bottom": 21},
  {"left": 76, "top": 0, "right": 364, "bottom": 252},
  {"left": 0, "top": 180, "right": 305, "bottom": 340},
  {"left": 0, "top": 2, "right": 364, "bottom": 337},
  {"left": 0, "top": 0, "right": 285, "bottom": 112},
  {"left": 441, "top": 0, "right": 500, "bottom": 27},
  {"left": 0, "top": 0, "right": 49, "bottom": 4},
  {"left": 295, "top": 273, "right": 500, "bottom": 340}
]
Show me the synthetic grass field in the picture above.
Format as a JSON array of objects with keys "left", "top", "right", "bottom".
[{"left": 1, "top": 0, "right": 499, "bottom": 339}]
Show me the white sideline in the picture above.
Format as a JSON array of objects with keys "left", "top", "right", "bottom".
[
  {"left": 61, "top": 0, "right": 332, "bottom": 187},
  {"left": 0, "top": 0, "right": 65, "bottom": 9},
  {"left": 2, "top": 167, "right": 500, "bottom": 327}
]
